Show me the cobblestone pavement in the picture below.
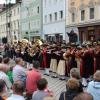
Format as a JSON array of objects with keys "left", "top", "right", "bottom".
[{"left": 41, "top": 70, "right": 67, "bottom": 100}]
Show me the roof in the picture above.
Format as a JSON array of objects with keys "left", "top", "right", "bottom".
[
  {"left": 0, "top": 4, "right": 5, "bottom": 12},
  {"left": 0, "top": 3, "right": 20, "bottom": 14}
]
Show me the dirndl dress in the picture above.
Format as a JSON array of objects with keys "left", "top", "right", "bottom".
[
  {"left": 50, "top": 59, "right": 57, "bottom": 73},
  {"left": 57, "top": 60, "right": 65, "bottom": 76}
]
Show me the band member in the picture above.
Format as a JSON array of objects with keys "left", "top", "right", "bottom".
[
  {"left": 28, "top": 48, "right": 34, "bottom": 64},
  {"left": 94, "top": 44, "right": 100, "bottom": 71},
  {"left": 70, "top": 48, "right": 77, "bottom": 69},
  {"left": 63, "top": 47, "right": 71, "bottom": 76},
  {"left": 46, "top": 46, "right": 52, "bottom": 68},
  {"left": 50, "top": 46, "right": 58, "bottom": 77},
  {"left": 32, "top": 45, "right": 41, "bottom": 68},
  {"left": 81, "top": 45, "right": 94, "bottom": 78},
  {"left": 57, "top": 48, "right": 66, "bottom": 79},
  {"left": 15, "top": 47, "right": 23, "bottom": 58},
  {"left": 75, "top": 47, "right": 82, "bottom": 75},
  {"left": 41, "top": 45, "right": 47, "bottom": 69},
  {"left": 23, "top": 46, "right": 29, "bottom": 62}
]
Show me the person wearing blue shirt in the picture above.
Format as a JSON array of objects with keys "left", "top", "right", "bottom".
[{"left": 87, "top": 71, "right": 100, "bottom": 100}]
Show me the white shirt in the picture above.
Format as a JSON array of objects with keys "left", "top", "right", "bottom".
[
  {"left": 13, "top": 65, "right": 26, "bottom": 82},
  {"left": 87, "top": 81, "right": 100, "bottom": 100},
  {"left": 0, "top": 71, "right": 12, "bottom": 89},
  {"left": 7, "top": 94, "right": 25, "bottom": 100}
]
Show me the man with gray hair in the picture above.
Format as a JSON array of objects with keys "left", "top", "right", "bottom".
[
  {"left": 70, "top": 68, "right": 83, "bottom": 92},
  {"left": 13, "top": 58, "right": 26, "bottom": 83}
]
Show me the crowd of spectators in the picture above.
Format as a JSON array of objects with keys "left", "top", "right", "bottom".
[{"left": 0, "top": 56, "right": 100, "bottom": 100}]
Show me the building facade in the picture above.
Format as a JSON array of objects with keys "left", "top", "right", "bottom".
[
  {"left": 67, "top": 0, "right": 100, "bottom": 43},
  {"left": 43, "top": 0, "right": 68, "bottom": 43},
  {"left": 0, "top": 3, "right": 21, "bottom": 43},
  {"left": 21, "top": 0, "right": 42, "bottom": 41}
]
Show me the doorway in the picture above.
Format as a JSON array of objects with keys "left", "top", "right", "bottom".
[{"left": 88, "top": 30, "right": 95, "bottom": 41}]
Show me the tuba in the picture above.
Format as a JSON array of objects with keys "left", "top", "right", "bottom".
[
  {"left": 31, "top": 39, "right": 43, "bottom": 50},
  {"left": 35, "top": 39, "right": 43, "bottom": 46}
]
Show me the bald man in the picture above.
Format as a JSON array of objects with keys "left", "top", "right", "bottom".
[{"left": 73, "top": 92, "right": 93, "bottom": 100}]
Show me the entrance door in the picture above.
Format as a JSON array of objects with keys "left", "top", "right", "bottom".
[
  {"left": 80, "top": 31, "right": 87, "bottom": 43},
  {"left": 55, "top": 34, "right": 63, "bottom": 43},
  {"left": 88, "top": 30, "right": 95, "bottom": 41}
]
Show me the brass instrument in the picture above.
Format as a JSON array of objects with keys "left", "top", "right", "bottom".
[
  {"left": 32, "top": 39, "right": 43, "bottom": 50},
  {"left": 35, "top": 39, "right": 43, "bottom": 46},
  {"left": 21, "top": 39, "right": 29, "bottom": 43},
  {"left": 15, "top": 39, "right": 43, "bottom": 51}
]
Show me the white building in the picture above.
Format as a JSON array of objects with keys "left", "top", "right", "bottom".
[
  {"left": 11, "top": 3, "right": 21, "bottom": 42},
  {"left": 43, "top": 0, "right": 69, "bottom": 43},
  {"left": 0, "top": 2, "right": 21, "bottom": 43}
]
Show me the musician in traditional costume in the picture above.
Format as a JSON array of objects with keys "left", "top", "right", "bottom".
[
  {"left": 23, "top": 46, "right": 29, "bottom": 62},
  {"left": 15, "top": 47, "right": 23, "bottom": 58},
  {"left": 69, "top": 47, "right": 77, "bottom": 69},
  {"left": 46, "top": 45, "right": 52, "bottom": 68},
  {"left": 28, "top": 48, "right": 34, "bottom": 64},
  {"left": 57, "top": 48, "right": 66, "bottom": 80},
  {"left": 32, "top": 45, "right": 41, "bottom": 68},
  {"left": 75, "top": 47, "right": 82, "bottom": 75},
  {"left": 43, "top": 45, "right": 52, "bottom": 75},
  {"left": 94, "top": 44, "right": 100, "bottom": 71},
  {"left": 63, "top": 47, "right": 71, "bottom": 76},
  {"left": 50, "top": 45, "right": 58, "bottom": 77},
  {"left": 41, "top": 45, "right": 47, "bottom": 69}
]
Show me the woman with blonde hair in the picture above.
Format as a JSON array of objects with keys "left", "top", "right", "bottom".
[{"left": 59, "top": 78, "right": 82, "bottom": 100}]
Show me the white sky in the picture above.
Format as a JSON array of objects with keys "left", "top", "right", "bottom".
[{"left": 0, "top": 0, "right": 15, "bottom": 4}]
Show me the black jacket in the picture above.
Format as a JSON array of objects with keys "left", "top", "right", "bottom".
[{"left": 59, "top": 89, "right": 79, "bottom": 100}]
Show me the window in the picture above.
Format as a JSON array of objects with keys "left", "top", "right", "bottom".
[
  {"left": 54, "top": 12, "right": 57, "bottom": 21},
  {"left": 11, "top": 11, "right": 12, "bottom": 17},
  {"left": 72, "top": 13, "right": 75, "bottom": 22},
  {"left": 81, "top": 10, "right": 85, "bottom": 21},
  {"left": 45, "top": 15, "right": 47, "bottom": 23},
  {"left": 49, "top": 14, "right": 52, "bottom": 22},
  {"left": 44, "top": 0, "right": 46, "bottom": 7},
  {"left": 90, "top": 8, "right": 94, "bottom": 19},
  {"left": 18, "top": 21, "right": 19, "bottom": 28},
  {"left": 0, "top": 17, "right": 1, "bottom": 21},
  {"left": 60, "top": 11, "right": 63, "bottom": 19},
  {"left": 18, "top": 7, "right": 19, "bottom": 14},
  {"left": 14, "top": 21, "right": 16, "bottom": 29},
  {"left": 70, "top": 1, "right": 75, "bottom": 6},
  {"left": 14, "top": 9, "right": 16, "bottom": 16},
  {"left": 37, "top": 6, "right": 39, "bottom": 14}
]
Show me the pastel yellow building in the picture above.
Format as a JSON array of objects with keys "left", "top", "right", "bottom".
[{"left": 66, "top": 0, "right": 100, "bottom": 43}]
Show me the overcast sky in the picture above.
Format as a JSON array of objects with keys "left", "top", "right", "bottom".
[{"left": 0, "top": 0, "right": 15, "bottom": 4}]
